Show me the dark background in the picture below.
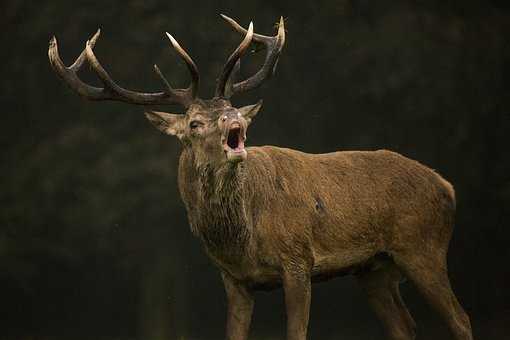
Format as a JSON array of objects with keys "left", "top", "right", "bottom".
[{"left": 1, "top": 0, "right": 509, "bottom": 339}]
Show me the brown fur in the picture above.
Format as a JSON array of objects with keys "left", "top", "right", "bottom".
[
  {"left": 159, "top": 99, "right": 473, "bottom": 340},
  {"left": 181, "top": 146, "right": 453, "bottom": 287},
  {"left": 50, "top": 20, "right": 473, "bottom": 338}
]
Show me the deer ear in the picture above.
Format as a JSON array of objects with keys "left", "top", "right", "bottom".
[
  {"left": 144, "top": 110, "right": 185, "bottom": 137},
  {"left": 239, "top": 100, "right": 263, "bottom": 124}
]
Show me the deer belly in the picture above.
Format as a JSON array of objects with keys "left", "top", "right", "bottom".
[{"left": 207, "top": 250, "right": 283, "bottom": 289}]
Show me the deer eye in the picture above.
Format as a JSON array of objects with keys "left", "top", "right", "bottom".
[{"left": 189, "top": 120, "right": 203, "bottom": 129}]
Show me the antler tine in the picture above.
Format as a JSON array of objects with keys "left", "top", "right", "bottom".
[
  {"left": 165, "top": 33, "right": 200, "bottom": 98},
  {"left": 48, "top": 30, "right": 200, "bottom": 107},
  {"left": 215, "top": 21, "right": 254, "bottom": 98},
  {"left": 220, "top": 14, "right": 273, "bottom": 45},
  {"left": 69, "top": 29, "right": 101, "bottom": 71},
  {"left": 49, "top": 30, "right": 109, "bottom": 100},
  {"left": 153, "top": 64, "right": 173, "bottom": 92},
  {"left": 220, "top": 15, "right": 286, "bottom": 97}
]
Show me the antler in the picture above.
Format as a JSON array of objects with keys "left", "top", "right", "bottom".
[
  {"left": 215, "top": 21, "right": 254, "bottom": 98},
  {"left": 217, "top": 15, "right": 286, "bottom": 98},
  {"left": 48, "top": 29, "right": 200, "bottom": 107}
]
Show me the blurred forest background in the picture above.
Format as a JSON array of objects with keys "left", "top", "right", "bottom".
[{"left": 1, "top": 0, "right": 509, "bottom": 339}]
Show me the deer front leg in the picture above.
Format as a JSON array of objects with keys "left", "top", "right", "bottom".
[
  {"left": 222, "top": 272, "right": 254, "bottom": 340},
  {"left": 282, "top": 268, "right": 312, "bottom": 340}
]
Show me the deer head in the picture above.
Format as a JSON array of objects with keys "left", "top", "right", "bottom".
[{"left": 48, "top": 15, "right": 285, "bottom": 166}]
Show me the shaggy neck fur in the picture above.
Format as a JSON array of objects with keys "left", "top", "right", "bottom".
[{"left": 180, "top": 149, "right": 251, "bottom": 259}]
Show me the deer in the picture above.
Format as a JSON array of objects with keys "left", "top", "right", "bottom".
[{"left": 48, "top": 15, "right": 474, "bottom": 340}]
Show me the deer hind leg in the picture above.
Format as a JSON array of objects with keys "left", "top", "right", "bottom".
[
  {"left": 356, "top": 263, "right": 416, "bottom": 340},
  {"left": 391, "top": 281, "right": 416, "bottom": 336},
  {"left": 394, "top": 252, "right": 473, "bottom": 340}
]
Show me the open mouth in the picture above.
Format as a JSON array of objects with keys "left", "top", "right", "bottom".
[{"left": 223, "top": 122, "right": 247, "bottom": 161}]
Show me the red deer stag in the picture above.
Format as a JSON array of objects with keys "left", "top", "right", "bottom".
[{"left": 48, "top": 15, "right": 473, "bottom": 340}]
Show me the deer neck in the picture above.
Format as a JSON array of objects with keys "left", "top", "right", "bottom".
[{"left": 179, "top": 149, "right": 251, "bottom": 257}]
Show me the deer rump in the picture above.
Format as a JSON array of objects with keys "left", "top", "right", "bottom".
[{"left": 179, "top": 146, "right": 456, "bottom": 291}]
